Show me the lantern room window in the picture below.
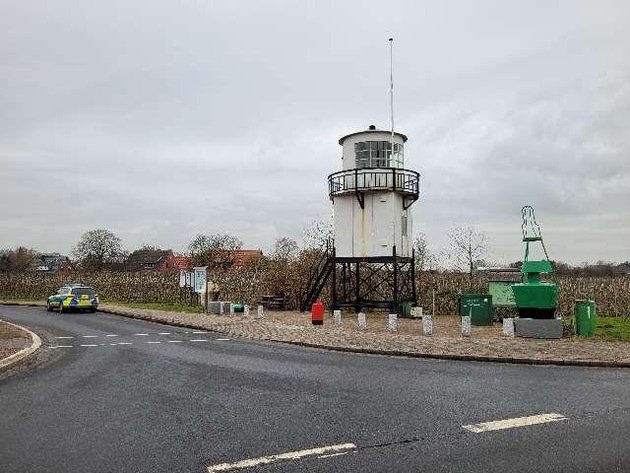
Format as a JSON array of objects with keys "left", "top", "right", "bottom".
[{"left": 354, "top": 141, "right": 404, "bottom": 169}]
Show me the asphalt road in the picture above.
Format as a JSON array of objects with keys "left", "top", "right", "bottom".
[{"left": 1, "top": 306, "right": 629, "bottom": 473}]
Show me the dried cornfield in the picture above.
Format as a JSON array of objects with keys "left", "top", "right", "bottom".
[{"left": 1, "top": 268, "right": 628, "bottom": 317}]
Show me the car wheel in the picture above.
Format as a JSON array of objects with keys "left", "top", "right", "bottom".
[
  {"left": 59, "top": 302, "right": 65, "bottom": 313},
  {"left": 46, "top": 303, "right": 53, "bottom": 312}
]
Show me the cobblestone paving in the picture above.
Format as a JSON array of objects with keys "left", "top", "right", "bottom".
[{"left": 98, "top": 305, "right": 630, "bottom": 367}]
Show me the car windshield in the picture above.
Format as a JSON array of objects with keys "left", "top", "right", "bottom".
[{"left": 72, "top": 288, "right": 94, "bottom": 297}]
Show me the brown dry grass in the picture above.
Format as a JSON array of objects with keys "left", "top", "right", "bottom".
[{"left": 0, "top": 321, "right": 30, "bottom": 360}]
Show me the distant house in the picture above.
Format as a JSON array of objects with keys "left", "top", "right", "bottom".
[
  {"left": 125, "top": 249, "right": 179, "bottom": 272},
  {"left": 614, "top": 262, "right": 630, "bottom": 276},
  {"left": 171, "top": 256, "right": 192, "bottom": 272},
  {"left": 33, "top": 253, "right": 72, "bottom": 272},
  {"left": 231, "top": 249, "right": 264, "bottom": 268},
  {"left": 184, "top": 249, "right": 263, "bottom": 272}
]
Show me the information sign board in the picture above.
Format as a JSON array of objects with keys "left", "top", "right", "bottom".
[
  {"left": 488, "top": 281, "right": 517, "bottom": 307},
  {"left": 193, "top": 267, "right": 207, "bottom": 294}
]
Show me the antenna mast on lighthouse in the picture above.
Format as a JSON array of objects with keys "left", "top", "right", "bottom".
[{"left": 389, "top": 37, "right": 395, "bottom": 157}]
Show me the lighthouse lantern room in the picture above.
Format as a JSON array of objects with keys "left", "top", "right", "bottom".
[{"left": 330, "top": 125, "right": 418, "bottom": 259}]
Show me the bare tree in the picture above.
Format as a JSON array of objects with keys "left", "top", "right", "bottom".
[
  {"left": 273, "top": 237, "right": 299, "bottom": 261},
  {"left": 188, "top": 233, "right": 243, "bottom": 269},
  {"left": 0, "top": 247, "right": 40, "bottom": 272},
  {"left": 448, "top": 226, "right": 487, "bottom": 278},
  {"left": 72, "top": 229, "right": 123, "bottom": 271},
  {"left": 302, "top": 218, "right": 333, "bottom": 250},
  {"left": 413, "top": 233, "right": 439, "bottom": 272}
]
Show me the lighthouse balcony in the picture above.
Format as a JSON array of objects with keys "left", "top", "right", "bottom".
[{"left": 328, "top": 168, "right": 419, "bottom": 205}]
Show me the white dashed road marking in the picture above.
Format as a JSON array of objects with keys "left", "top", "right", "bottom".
[
  {"left": 206, "top": 443, "right": 357, "bottom": 472},
  {"left": 49, "top": 332, "right": 217, "bottom": 349},
  {"left": 462, "top": 413, "right": 567, "bottom": 433},
  {"left": 216, "top": 338, "right": 230, "bottom": 341}
]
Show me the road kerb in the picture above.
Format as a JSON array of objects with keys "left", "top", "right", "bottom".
[{"left": 0, "top": 320, "right": 42, "bottom": 370}]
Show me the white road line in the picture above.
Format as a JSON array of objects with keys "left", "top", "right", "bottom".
[
  {"left": 55, "top": 336, "right": 74, "bottom": 339},
  {"left": 216, "top": 338, "right": 230, "bottom": 341},
  {"left": 82, "top": 335, "right": 98, "bottom": 338},
  {"left": 117, "top": 342, "right": 132, "bottom": 345},
  {"left": 167, "top": 340, "right": 183, "bottom": 343},
  {"left": 462, "top": 413, "right": 567, "bottom": 433},
  {"left": 105, "top": 334, "right": 118, "bottom": 337},
  {"left": 146, "top": 341, "right": 161, "bottom": 344},
  {"left": 192, "top": 331, "right": 208, "bottom": 334},
  {"left": 318, "top": 452, "right": 350, "bottom": 459},
  {"left": 190, "top": 339, "right": 208, "bottom": 342},
  {"left": 159, "top": 332, "right": 172, "bottom": 335},
  {"left": 109, "top": 343, "right": 119, "bottom": 346},
  {"left": 207, "top": 443, "right": 357, "bottom": 472},
  {"left": 134, "top": 333, "right": 149, "bottom": 336},
  {"left": 50, "top": 345, "right": 73, "bottom": 349},
  {"left": 79, "top": 344, "right": 98, "bottom": 347}
]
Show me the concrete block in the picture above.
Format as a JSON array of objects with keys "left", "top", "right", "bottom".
[
  {"left": 357, "top": 312, "right": 367, "bottom": 330},
  {"left": 422, "top": 314, "right": 432, "bottom": 335},
  {"left": 461, "top": 316, "right": 471, "bottom": 336},
  {"left": 388, "top": 314, "right": 398, "bottom": 332},
  {"left": 515, "top": 318, "right": 563, "bottom": 339},
  {"left": 503, "top": 317, "right": 515, "bottom": 337}
]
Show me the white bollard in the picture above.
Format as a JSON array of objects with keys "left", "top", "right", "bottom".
[
  {"left": 422, "top": 314, "right": 433, "bottom": 335},
  {"left": 461, "top": 315, "right": 472, "bottom": 337},
  {"left": 229, "top": 303, "right": 235, "bottom": 316},
  {"left": 388, "top": 314, "right": 398, "bottom": 332},
  {"left": 502, "top": 317, "right": 514, "bottom": 337},
  {"left": 333, "top": 309, "right": 342, "bottom": 325},
  {"left": 257, "top": 305, "right": 264, "bottom": 318},
  {"left": 244, "top": 305, "right": 250, "bottom": 317},
  {"left": 357, "top": 312, "right": 367, "bottom": 330}
]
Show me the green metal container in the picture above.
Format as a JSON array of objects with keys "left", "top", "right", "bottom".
[
  {"left": 512, "top": 283, "right": 558, "bottom": 309},
  {"left": 232, "top": 303, "right": 245, "bottom": 313},
  {"left": 400, "top": 302, "right": 412, "bottom": 318},
  {"left": 459, "top": 294, "right": 494, "bottom": 326},
  {"left": 575, "top": 300, "right": 596, "bottom": 337}
]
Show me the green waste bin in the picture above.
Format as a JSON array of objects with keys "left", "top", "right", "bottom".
[
  {"left": 459, "top": 294, "right": 493, "bottom": 326},
  {"left": 575, "top": 300, "right": 596, "bottom": 337}
]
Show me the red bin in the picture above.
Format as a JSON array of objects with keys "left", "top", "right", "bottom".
[{"left": 311, "top": 300, "right": 324, "bottom": 325}]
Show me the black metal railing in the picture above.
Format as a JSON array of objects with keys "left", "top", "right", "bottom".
[{"left": 328, "top": 168, "right": 420, "bottom": 199}]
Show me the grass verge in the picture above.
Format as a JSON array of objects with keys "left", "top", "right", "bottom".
[
  {"left": 593, "top": 316, "right": 630, "bottom": 341},
  {"left": 104, "top": 301, "right": 205, "bottom": 314}
]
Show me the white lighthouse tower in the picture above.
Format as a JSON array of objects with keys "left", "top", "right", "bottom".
[
  {"left": 330, "top": 125, "right": 418, "bottom": 259},
  {"left": 300, "top": 39, "right": 420, "bottom": 314}
]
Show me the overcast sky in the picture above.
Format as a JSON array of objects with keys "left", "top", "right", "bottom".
[{"left": 2, "top": 0, "right": 629, "bottom": 265}]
